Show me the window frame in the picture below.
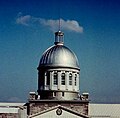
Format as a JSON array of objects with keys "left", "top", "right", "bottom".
[
  {"left": 53, "top": 72, "right": 58, "bottom": 85},
  {"left": 75, "top": 74, "right": 77, "bottom": 86},
  {"left": 69, "top": 73, "right": 72, "bottom": 85},
  {"left": 61, "top": 73, "right": 65, "bottom": 85}
]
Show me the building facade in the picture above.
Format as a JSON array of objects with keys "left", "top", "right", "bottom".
[
  {"left": 1, "top": 31, "right": 120, "bottom": 118},
  {"left": 27, "top": 31, "right": 89, "bottom": 118}
]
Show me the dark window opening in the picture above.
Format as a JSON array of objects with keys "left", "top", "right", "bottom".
[
  {"left": 61, "top": 73, "right": 65, "bottom": 85},
  {"left": 69, "top": 73, "right": 72, "bottom": 85},
  {"left": 54, "top": 72, "right": 58, "bottom": 85},
  {"left": 62, "top": 92, "right": 64, "bottom": 97},
  {"left": 75, "top": 74, "right": 77, "bottom": 86}
]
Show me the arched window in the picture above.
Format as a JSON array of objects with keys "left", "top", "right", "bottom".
[
  {"left": 53, "top": 72, "right": 58, "bottom": 85},
  {"left": 61, "top": 73, "right": 65, "bottom": 85},
  {"left": 75, "top": 74, "right": 77, "bottom": 86},
  {"left": 69, "top": 73, "right": 72, "bottom": 85}
]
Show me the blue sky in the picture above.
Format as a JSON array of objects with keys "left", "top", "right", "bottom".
[{"left": 0, "top": 0, "right": 120, "bottom": 103}]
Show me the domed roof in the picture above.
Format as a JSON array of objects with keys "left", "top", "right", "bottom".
[{"left": 39, "top": 44, "right": 80, "bottom": 69}]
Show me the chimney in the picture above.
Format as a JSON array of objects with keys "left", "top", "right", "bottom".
[{"left": 82, "top": 93, "right": 89, "bottom": 100}]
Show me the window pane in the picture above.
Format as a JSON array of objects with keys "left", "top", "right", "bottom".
[
  {"left": 61, "top": 73, "right": 65, "bottom": 85},
  {"left": 69, "top": 73, "right": 72, "bottom": 85},
  {"left": 53, "top": 72, "right": 58, "bottom": 85}
]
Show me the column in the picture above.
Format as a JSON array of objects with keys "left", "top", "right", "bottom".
[
  {"left": 65, "top": 72, "right": 69, "bottom": 90},
  {"left": 77, "top": 73, "right": 80, "bottom": 91},
  {"left": 44, "top": 72, "right": 47, "bottom": 90},
  {"left": 57, "top": 71, "right": 61, "bottom": 90},
  {"left": 50, "top": 71, "right": 53, "bottom": 90},
  {"left": 72, "top": 73, "right": 75, "bottom": 91}
]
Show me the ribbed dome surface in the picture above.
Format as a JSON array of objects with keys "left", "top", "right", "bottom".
[{"left": 39, "top": 44, "right": 79, "bottom": 69}]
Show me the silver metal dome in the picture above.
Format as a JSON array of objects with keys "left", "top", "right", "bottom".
[{"left": 39, "top": 44, "right": 80, "bottom": 69}]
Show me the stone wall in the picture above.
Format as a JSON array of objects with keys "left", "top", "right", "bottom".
[
  {"left": 28, "top": 100, "right": 88, "bottom": 116},
  {"left": 0, "top": 113, "right": 18, "bottom": 118}
]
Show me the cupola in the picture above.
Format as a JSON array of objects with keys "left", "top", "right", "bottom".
[{"left": 37, "top": 31, "right": 80, "bottom": 100}]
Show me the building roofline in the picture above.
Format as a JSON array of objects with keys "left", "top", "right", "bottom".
[
  {"left": 29, "top": 105, "right": 89, "bottom": 118},
  {"left": 28, "top": 99, "right": 89, "bottom": 103}
]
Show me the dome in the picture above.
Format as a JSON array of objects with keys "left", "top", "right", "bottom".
[
  {"left": 39, "top": 44, "right": 80, "bottom": 69},
  {"left": 37, "top": 31, "right": 80, "bottom": 100}
]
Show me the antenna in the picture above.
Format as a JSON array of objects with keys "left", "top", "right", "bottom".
[
  {"left": 59, "top": 18, "right": 61, "bottom": 31},
  {"left": 58, "top": 6, "right": 61, "bottom": 31},
  {"left": 54, "top": 5, "right": 64, "bottom": 45}
]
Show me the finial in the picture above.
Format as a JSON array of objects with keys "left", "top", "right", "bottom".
[
  {"left": 54, "top": 10, "right": 64, "bottom": 45},
  {"left": 54, "top": 30, "right": 64, "bottom": 45}
]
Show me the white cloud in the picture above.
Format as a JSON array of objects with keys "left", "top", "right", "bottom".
[
  {"left": 16, "top": 14, "right": 83, "bottom": 33},
  {"left": 62, "top": 19, "right": 83, "bottom": 33},
  {"left": 16, "top": 15, "right": 31, "bottom": 26},
  {"left": 39, "top": 18, "right": 83, "bottom": 33}
]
